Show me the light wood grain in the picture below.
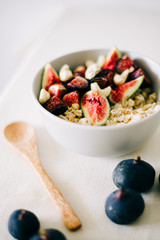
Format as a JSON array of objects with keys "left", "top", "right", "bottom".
[{"left": 4, "top": 122, "right": 82, "bottom": 231}]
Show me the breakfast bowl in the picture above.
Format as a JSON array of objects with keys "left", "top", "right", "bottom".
[{"left": 32, "top": 49, "right": 160, "bottom": 157}]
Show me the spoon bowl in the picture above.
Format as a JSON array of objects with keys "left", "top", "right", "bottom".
[{"left": 4, "top": 122, "right": 34, "bottom": 143}]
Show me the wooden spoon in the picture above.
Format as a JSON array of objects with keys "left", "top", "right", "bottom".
[{"left": 4, "top": 121, "right": 81, "bottom": 231}]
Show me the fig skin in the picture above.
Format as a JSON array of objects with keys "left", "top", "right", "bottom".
[
  {"left": 113, "top": 156, "right": 156, "bottom": 192},
  {"left": 29, "top": 229, "right": 66, "bottom": 240},
  {"left": 8, "top": 209, "right": 40, "bottom": 240},
  {"left": 105, "top": 188, "right": 145, "bottom": 225}
]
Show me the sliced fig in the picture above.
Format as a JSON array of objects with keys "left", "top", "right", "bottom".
[
  {"left": 102, "top": 47, "right": 121, "bottom": 71},
  {"left": 109, "top": 75, "right": 144, "bottom": 104},
  {"left": 91, "top": 69, "right": 115, "bottom": 88},
  {"left": 81, "top": 90, "right": 110, "bottom": 126},
  {"left": 48, "top": 83, "right": 67, "bottom": 99},
  {"left": 129, "top": 68, "right": 151, "bottom": 86},
  {"left": 41, "top": 63, "right": 60, "bottom": 90},
  {"left": 115, "top": 54, "right": 136, "bottom": 74},
  {"left": 67, "top": 75, "right": 89, "bottom": 91},
  {"left": 62, "top": 91, "right": 79, "bottom": 107},
  {"left": 44, "top": 95, "right": 67, "bottom": 115},
  {"left": 74, "top": 65, "right": 86, "bottom": 77}
]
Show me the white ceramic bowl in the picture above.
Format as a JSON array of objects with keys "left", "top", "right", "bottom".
[{"left": 32, "top": 49, "right": 160, "bottom": 157}]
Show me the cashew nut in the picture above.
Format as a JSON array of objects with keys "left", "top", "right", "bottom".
[
  {"left": 101, "top": 86, "right": 112, "bottom": 97},
  {"left": 85, "top": 63, "right": 100, "bottom": 80},
  {"left": 113, "top": 69, "right": 130, "bottom": 86},
  {"left": 97, "top": 55, "right": 106, "bottom": 68},
  {"left": 39, "top": 89, "right": 50, "bottom": 104},
  {"left": 129, "top": 66, "right": 135, "bottom": 73},
  {"left": 91, "top": 82, "right": 111, "bottom": 97},
  {"left": 85, "top": 60, "right": 95, "bottom": 68},
  {"left": 59, "top": 64, "right": 73, "bottom": 82}
]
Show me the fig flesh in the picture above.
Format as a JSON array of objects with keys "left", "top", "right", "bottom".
[
  {"left": 81, "top": 90, "right": 110, "bottom": 126},
  {"left": 105, "top": 188, "right": 145, "bottom": 224},
  {"left": 109, "top": 75, "right": 144, "bottom": 104},
  {"left": 103, "top": 47, "right": 121, "bottom": 71},
  {"left": 41, "top": 63, "right": 60, "bottom": 90},
  {"left": 113, "top": 156, "right": 155, "bottom": 192}
]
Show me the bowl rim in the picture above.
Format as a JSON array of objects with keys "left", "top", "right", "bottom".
[{"left": 32, "top": 48, "right": 160, "bottom": 131}]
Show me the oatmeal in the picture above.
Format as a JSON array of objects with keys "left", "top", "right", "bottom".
[{"left": 105, "top": 88, "right": 160, "bottom": 126}]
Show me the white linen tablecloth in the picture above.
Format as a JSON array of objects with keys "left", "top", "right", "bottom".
[{"left": 1, "top": 7, "right": 160, "bottom": 240}]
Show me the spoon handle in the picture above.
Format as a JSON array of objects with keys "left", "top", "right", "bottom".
[{"left": 33, "top": 159, "right": 82, "bottom": 231}]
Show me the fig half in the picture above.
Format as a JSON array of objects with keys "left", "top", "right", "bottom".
[
  {"left": 81, "top": 90, "right": 110, "bottom": 126},
  {"left": 109, "top": 75, "right": 144, "bottom": 104}
]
